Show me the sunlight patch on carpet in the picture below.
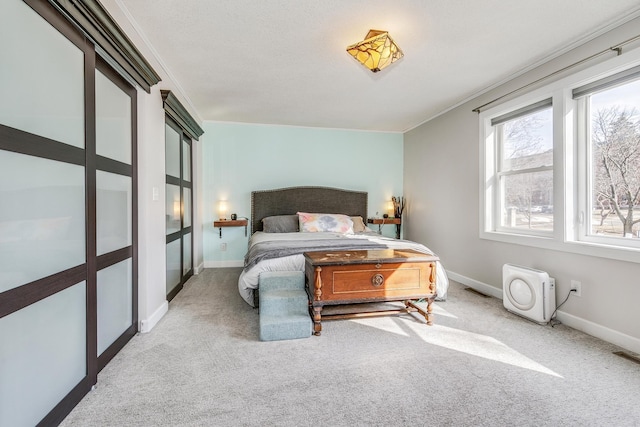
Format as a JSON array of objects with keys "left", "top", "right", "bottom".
[
  {"left": 423, "top": 302, "right": 458, "bottom": 319},
  {"left": 349, "top": 317, "right": 410, "bottom": 336},
  {"left": 346, "top": 302, "right": 458, "bottom": 335},
  {"left": 409, "top": 323, "right": 563, "bottom": 377}
]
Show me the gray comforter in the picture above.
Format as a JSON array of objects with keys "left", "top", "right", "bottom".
[{"left": 244, "top": 236, "right": 387, "bottom": 270}]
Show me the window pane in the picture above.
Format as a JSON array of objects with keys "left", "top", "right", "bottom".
[
  {"left": 165, "top": 124, "right": 180, "bottom": 178},
  {"left": 501, "top": 170, "right": 554, "bottom": 232},
  {"left": 166, "top": 239, "right": 181, "bottom": 295},
  {"left": 166, "top": 184, "right": 181, "bottom": 235},
  {"left": 96, "top": 171, "right": 132, "bottom": 255},
  {"left": 183, "top": 233, "right": 192, "bottom": 276},
  {"left": 0, "top": 0, "right": 84, "bottom": 148},
  {"left": 0, "top": 150, "right": 85, "bottom": 293},
  {"left": 183, "top": 187, "right": 191, "bottom": 228},
  {"left": 183, "top": 140, "right": 191, "bottom": 182},
  {"left": 587, "top": 79, "right": 640, "bottom": 239},
  {"left": 96, "top": 70, "right": 131, "bottom": 164},
  {"left": 0, "top": 282, "right": 86, "bottom": 427},
  {"left": 97, "top": 259, "right": 132, "bottom": 356},
  {"left": 501, "top": 107, "right": 553, "bottom": 171}
]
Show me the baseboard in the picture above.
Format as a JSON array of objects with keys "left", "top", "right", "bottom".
[
  {"left": 194, "top": 262, "right": 205, "bottom": 275},
  {"left": 446, "top": 269, "right": 640, "bottom": 354},
  {"left": 139, "top": 301, "right": 168, "bottom": 333},
  {"left": 446, "top": 270, "right": 503, "bottom": 299},
  {"left": 204, "top": 260, "right": 244, "bottom": 268},
  {"left": 555, "top": 310, "right": 640, "bottom": 354}
]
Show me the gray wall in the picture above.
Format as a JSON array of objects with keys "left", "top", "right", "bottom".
[{"left": 404, "top": 17, "right": 640, "bottom": 352}]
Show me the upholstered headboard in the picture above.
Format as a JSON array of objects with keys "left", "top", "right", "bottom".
[{"left": 251, "top": 186, "right": 368, "bottom": 234}]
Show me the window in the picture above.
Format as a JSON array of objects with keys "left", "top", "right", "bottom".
[
  {"left": 574, "top": 69, "right": 640, "bottom": 248},
  {"left": 492, "top": 100, "right": 554, "bottom": 235},
  {"left": 480, "top": 51, "right": 640, "bottom": 262}
]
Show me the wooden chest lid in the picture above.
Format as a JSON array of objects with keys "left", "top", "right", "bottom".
[{"left": 303, "top": 249, "right": 438, "bottom": 266}]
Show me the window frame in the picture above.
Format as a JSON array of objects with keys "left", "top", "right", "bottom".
[
  {"left": 492, "top": 100, "right": 555, "bottom": 237},
  {"left": 479, "top": 46, "right": 640, "bottom": 264},
  {"left": 574, "top": 85, "right": 640, "bottom": 250}
]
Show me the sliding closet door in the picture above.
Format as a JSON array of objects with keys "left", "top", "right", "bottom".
[
  {"left": 0, "top": 1, "right": 137, "bottom": 424},
  {"left": 0, "top": 2, "right": 89, "bottom": 426},
  {"left": 166, "top": 119, "right": 193, "bottom": 301},
  {"left": 94, "top": 61, "right": 138, "bottom": 370}
]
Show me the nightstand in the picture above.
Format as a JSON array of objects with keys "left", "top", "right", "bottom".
[
  {"left": 214, "top": 219, "right": 248, "bottom": 238},
  {"left": 367, "top": 217, "right": 402, "bottom": 239}
]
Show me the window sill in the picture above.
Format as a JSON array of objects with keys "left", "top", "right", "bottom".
[{"left": 480, "top": 230, "right": 640, "bottom": 264}]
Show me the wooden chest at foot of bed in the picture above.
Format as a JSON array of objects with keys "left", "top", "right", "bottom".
[{"left": 303, "top": 249, "right": 438, "bottom": 335}]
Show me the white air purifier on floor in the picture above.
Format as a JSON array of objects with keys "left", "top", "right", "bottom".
[{"left": 503, "top": 264, "right": 556, "bottom": 324}]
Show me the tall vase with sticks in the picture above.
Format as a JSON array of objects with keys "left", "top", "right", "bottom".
[
  {"left": 391, "top": 196, "right": 405, "bottom": 239},
  {"left": 392, "top": 196, "right": 405, "bottom": 218}
]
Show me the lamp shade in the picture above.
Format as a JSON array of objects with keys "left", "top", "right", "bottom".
[
  {"left": 217, "top": 200, "right": 228, "bottom": 220},
  {"left": 346, "top": 30, "right": 403, "bottom": 73}
]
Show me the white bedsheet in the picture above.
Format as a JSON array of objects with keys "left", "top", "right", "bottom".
[{"left": 237, "top": 231, "right": 449, "bottom": 307}]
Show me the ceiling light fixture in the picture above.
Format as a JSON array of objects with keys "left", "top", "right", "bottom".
[{"left": 346, "top": 29, "right": 403, "bottom": 73}]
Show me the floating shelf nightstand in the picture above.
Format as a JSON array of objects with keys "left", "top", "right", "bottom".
[
  {"left": 214, "top": 219, "right": 248, "bottom": 238},
  {"left": 367, "top": 217, "right": 402, "bottom": 239}
]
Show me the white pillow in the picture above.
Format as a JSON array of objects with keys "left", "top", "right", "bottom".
[{"left": 350, "top": 216, "right": 367, "bottom": 233}]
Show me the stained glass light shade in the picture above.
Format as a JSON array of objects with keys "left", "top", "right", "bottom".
[{"left": 346, "top": 30, "right": 404, "bottom": 73}]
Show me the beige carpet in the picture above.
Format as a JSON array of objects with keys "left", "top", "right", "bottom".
[{"left": 61, "top": 268, "right": 640, "bottom": 426}]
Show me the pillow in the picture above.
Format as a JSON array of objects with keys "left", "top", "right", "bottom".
[
  {"left": 350, "top": 216, "right": 367, "bottom": 233},
  {"left": 297, "top": 212, "right": 354, "bottom": 233},
  {"left": 261, "top": 215, "right": 299, "bottom": 233}
]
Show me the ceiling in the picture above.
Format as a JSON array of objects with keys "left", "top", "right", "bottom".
[{"left": 106, "top": 1, "right": 640, "bottom": 132}]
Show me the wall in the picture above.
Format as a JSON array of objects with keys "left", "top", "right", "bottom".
[
  {"left": 192, "top": 140, "right": 205, "bottom": 274},
  {"left": 202, "top": 122, "right": 403, "bottom": 266},
  {"left": 404, "top": 17, "right": 640, "bottom": 353},
  {"left": 136, "top": 86, "right": 169, "bottom": 332}
]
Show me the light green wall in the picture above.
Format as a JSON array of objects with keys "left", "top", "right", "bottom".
[{"left": 202, "top": 122, "right": 403, "bottom": 265}]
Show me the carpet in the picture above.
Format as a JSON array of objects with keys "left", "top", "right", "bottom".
[{"left": 60, "top": 268, "right": 640, "bottom": 427}]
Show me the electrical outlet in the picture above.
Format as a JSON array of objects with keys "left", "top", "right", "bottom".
[
  {"left": 571, "top": 280, "right": 582, "bottom": 297},
  {"left": 220, "top": 243, "right": 227, "bottom": 251}
]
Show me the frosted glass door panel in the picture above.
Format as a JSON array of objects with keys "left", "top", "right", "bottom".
[
  {"left": 166, "top": 184, "right": 181, "bottom": 234},
  {"left": 0, "top": 282, "right": 86, "bottom": 427},
  {"left": 183, "top": 232, "right": 192, "bottom": 276},
  {"left": 183, "top": 188, "right": 192, "bottom": 228},
  {"left": 166, "top": 239, "right": 181, "bottom": 294},
  {"left": 96, "top": 171, "right": 132, "bottom": 256},
  {"left": 0, "top": 1, "right": 84, "bottom": 148},
  {"left": 95, "top": 70, "right": 131, "bottom": 164},
  {"left": 183, "top": 141, "right": 191, "bottom": 182},
  {"left": 165, "top": 124, "right": 180, "bottom": 178},
  {"left": 97, "top": 259, "right": 132, "bottom": 355},
  {"left": 0, "top": 150, "right": 85, "bottom": 293}
]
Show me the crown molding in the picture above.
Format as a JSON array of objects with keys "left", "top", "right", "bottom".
[
  {"left": 161, "top": 90, "right": 204, "bottom": 140},
  {"left": 49, "top": 0, "right": 161, "bottom": 92}
]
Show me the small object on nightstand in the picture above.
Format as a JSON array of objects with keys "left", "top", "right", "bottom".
[
  {"left": 231, "top": 213, "right": 237, "bottom": 220},
  {"left": 367, "top": 217, "right": 402, "bottom": 239},
  {"left": 214, "top": 218, "right": 248, "bottom": 238}
]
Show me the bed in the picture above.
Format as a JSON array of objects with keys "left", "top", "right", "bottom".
[{"left": 237, "top": 186, "right": 449, "bottom": 307}]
